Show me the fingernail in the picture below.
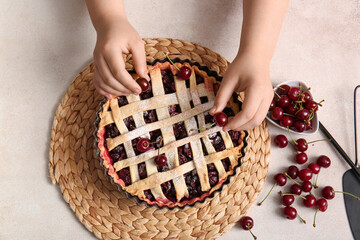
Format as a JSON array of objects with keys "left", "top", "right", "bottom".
[
  {"left": 223, "top": 126, "right": 229, "bottom": 132},
  {"left": 106, "top": 94, "right": 112, "bottom": 100},
  {"left": 210, "top": 106, "right": 217, "bottom": 113},
  {"left": 133, "top": 89, "right": 141, "bottom": 95}
]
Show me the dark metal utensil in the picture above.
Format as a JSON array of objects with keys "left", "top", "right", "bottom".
[{"left": 319, "top": 85, "right": 360, "bottom": 240}]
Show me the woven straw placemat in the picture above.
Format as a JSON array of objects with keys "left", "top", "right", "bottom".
[{"left": 49, "top": 38, "right": 270, "bottom": 240}]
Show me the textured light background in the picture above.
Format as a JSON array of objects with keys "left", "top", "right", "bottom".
[{"left": 0, "top": 0, "right": 359, "bottom": 239}]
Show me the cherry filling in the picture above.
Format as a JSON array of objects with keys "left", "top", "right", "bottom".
[{"left": 102, "top": 66, "right": 242, "bottom": 204}]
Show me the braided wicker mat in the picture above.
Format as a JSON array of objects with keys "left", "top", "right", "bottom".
[{"left": 49, "top": 38, "right": 270, "bottom": 240}]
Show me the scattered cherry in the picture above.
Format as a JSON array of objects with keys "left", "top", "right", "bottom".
[
  {"left": 301, "top": 181, "right": 313, "bottom": 192},
  {"left": 287, "top": 165, "right": 299, "bottom": 179},
  {"left": 282, "top": 194, "right": 295, "bottom": 206},
  {"left": 295, "top": 138, "right": 308, "bottom": 152},
  {"left": 316, "top": 198, "right": 328, "bottom": 212},
  {"left": 283, "top": 206, "right": 297, "bottom": 220},
  {"left": 317, "top": 155, "right": 331, "bottom": 168},
  {"left": 274, "top": 134, "right": 288, "bottom": 148},
  {"left": 240, "top": 216, "right": 257, "bottom": 240},
  {"left": 298, "top": 168, "right": 313, "bottom": 181},
  {"left": 258, "top": 173, "right": 287, "bottom": 205},
  {"left": 136, "top": 138, "right": 151, "bottom": 152},
  {"left": 136, "top": 78, "right": 149, "bottom": 92},
  {"left": 303, "top": 194, "right": 316, "bottom": 208},
  {"left": 308, "top": 163, "right": 320, "bottom": 174},
  {"left": 155, "top": 155, "right": 167, "bottom": 167},
  {"left": 178, "top": 66, "right": 191, "bottom": 80},
  {"left": 290, "top": 184, "right": 302, "bottom": 195},
  {"left": 322, "top": 186, "right": 360, "bottom": 200},
  {"left": 295, "top": 152, "right": 308, "bottom": 164},
  {"left": 214, "top": 112, "right": 228, "bottom": 127}
]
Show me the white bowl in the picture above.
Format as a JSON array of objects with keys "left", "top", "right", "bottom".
[{"left": 266, "top": 80, "right": 319, "bottom": 135}]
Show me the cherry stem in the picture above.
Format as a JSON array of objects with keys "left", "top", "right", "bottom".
[
  {"left": 313, "top": 169, "right": 320, "bottom": 188},
  {"left": 165, "top": 53, "right": 180, "bottom": 71},
  {"left": 313, "top": 208, "right": 319, "bottom": 227},
  {"left": 298, "top": 212, "right": 306, "bottom": 224},
  {"left": 281, "top": 193, "right": 306, "bottom": 200},
  {"left": 287, "top": 127, "right": 297, "bottom": 145},
  {"left": 334, "top": 190, "right": 360, "bottom": 200},
  {"left": 283, "top": 113, "right": 295, "bottom": 117},
  {"left": 302, "top": 87, "right": 311, "bottom": 94},
  {"left": 246, "top": 223, "right": 257, "bottom": 240},
  {"left": 258, "top": 183, "right": 277, "bottom": 206},
  {"left": 284, "top": 172, "right": 301, "bottom": 186},
  {"left": 306, "top": 139, "right": 331, "bottom": 145},
  {"left": 191, "top": 122, "right": 216, "bottom": 132},
  {"left": 274, "top": 90, "right": 281, "bottom": 98}
]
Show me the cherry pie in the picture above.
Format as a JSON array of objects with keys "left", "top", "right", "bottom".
[{"left": 95, "top": 59, "right": 248, "bottom": 208}]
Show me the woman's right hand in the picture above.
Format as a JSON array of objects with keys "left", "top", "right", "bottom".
[{"left": 93, "top": 17, "right": 149, "bottom": 98}]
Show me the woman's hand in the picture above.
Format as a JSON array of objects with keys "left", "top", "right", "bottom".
[
  {"left": 93, "top": 17, "right": 149, "bottom": 98},
  {"left": 210, "top": 52, "right": 273, "bottom": 131}
]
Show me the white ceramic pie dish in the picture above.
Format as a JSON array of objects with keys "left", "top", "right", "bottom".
[{"left": 266, "top": 80, "right": 319, "bottom": 135}]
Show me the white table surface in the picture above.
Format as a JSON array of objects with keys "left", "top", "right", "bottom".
[{"left": 0, "top": 0, "right": 359, "bottom": 239}]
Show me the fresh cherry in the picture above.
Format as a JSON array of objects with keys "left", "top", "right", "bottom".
[
  {"left": 240, "top": 216, "right": 257, "bottom": 240},
  {"left": 280, "top": 116, "right": 293, "bottom": 127},
  {"left": 298, "top": 168, "right": 313, "bottom": 181},
  {"left": 282, "top": 194, "right": 295, "bottom": 206},
  {"left": 274, "top": 135, "right": 288, "bottom": 148},
  {"left": 305, "top": 100, "right": 318, "bottom": 112},
  {"left": 136, "top": 78, "right": 149, "bottom": 92},
  {"left": 295, "top": 109, "right": 310, "bottom": 121},
  {"left": 295, "top": 138, "right": 308, "bottom": 152},
  {"left": 295, "top": 152, "right": 308, "bottom": 164},
  {"left": 285, "top": 104, "right": 298, "bottom": 115},
  {"left": 271, "top": 107, "right": 284, "bottom": 120},
  {"left": 287, "top": 165, "right": 299, "bottom": 179},
  {"left": 276, "top": 95, "right": 290, "bottom": 108},
  {"left": 136, "top": 138, "right": 151, "bottom": 152},
  {"left": 303, "top": 194, "right": 316, "bottom": 208},
  {"left": 283, "top": 206, "right": 297, "bottom": 220},
  {"left": 301, "top": 180, "right": 313, "bottom": 192},
  {"left": 293, "top": 121, "right": 306, "bottom": 132},
  {"left": 155, "top": 155, "right": 167, "bottom": 167},
  {"left": 303, "top": 91, "right": 312, "bottom": 102},
  {"left": 308, "top": 163, "right": 320, "bottom": 174},
  {"left": 322, "top": 186, "right": 360, "bottom": 200},
  {"left": 214, "top": 112, "right": 228, "bottom": 127},
  {"left": 288, "top": 87, "right": 301, "bottom": 101},
  {"left": 277, "top": 84, "right": 291, "bottom": 95},
  {"left": 290, "top": 184, "right": 302, "bottom": 195},
  {"left": 269, "top": 100, "right": 276, "bottom": 111},
  {"left": 258, "top": 173, "right": 287, "bottom": 205},
  {"left": 316, "top": 198, "right": 328, "bottom": 212},
  {"left": 317, "top": 155, "right": 331, "bottom": 168},
  {"left": 178, "top": 66, "right": 191, "bottom": 80}
]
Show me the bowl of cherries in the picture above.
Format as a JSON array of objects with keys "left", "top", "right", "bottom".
[{"left": 266, "top": 80, "right": 322, "bottom": 135}]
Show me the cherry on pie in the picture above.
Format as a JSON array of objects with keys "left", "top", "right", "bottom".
[{"left": 95, "top": 59, "right": 248, "bottom": 208}]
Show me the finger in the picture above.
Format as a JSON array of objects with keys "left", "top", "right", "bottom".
[
  {"left": 97, "top": 56, "right": 135, "bottom": 95},
  {"left": 223, "top": 86, "right": 262, "bottom": 131},
  {"left": 103, "top": 52, "right": 142, "bottom": 94},
  {"left": 209, "top": 75, "right": 238, "bottom": 116},
  {"left": 94, "top": 64, "right": 130, "bottom": 97},
  {"left": 131, "top": 41, "right": 150, "bottom": 81},
  {"left": 93, "top": 67, "right": 112, "bottom": 99}
]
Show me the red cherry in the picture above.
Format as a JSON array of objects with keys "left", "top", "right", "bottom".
[
  {"left": 271, "top": 107, "right": 284, "bottom": 120},
  {"left": 287, "top": 165, "right": 299, "bottom": 179},
  {"left": 136, "top": 138, "right": 151, "bottom": 152},
  {"left": 276, "top": 95, "right": 290, "bottom": 108},
  {"left": 214, "top": 112, "right": 228, "bottom": 127},
  {"left": 277, "top": 84, "right": 291, "bottom": 95},
  {"left": 303, "top": 92, "right": 312, "bottom": 102},
  {"left": 288, "top": 87, "right": 301, "bottom": 101},
  {"left": 295, "top": 109, "right": 310, "bottom": 121},
  {"left": 178, "top": 66, "right": 191, "bottom": 80},
  {"left": 301, "top": 181, "right": 313, "bottom": 192},
  {"left": 285, "top": 104, "right": 298, "bottom": 115},
  {"left": 155, "top": 155, "right": 167, "bottom": 167},
  {"left": 274, "top": 135, "right": 288, "bottom": 148},
  {"left": 240, "top": 216, "right": 257, "bottom": 240},
  {"left": 303, "top": 194, "right": 316, "bottom": 208},
  {"left": 295, "top": 138, "right": 308, "bottom": 152},
  {"left": 269, "top": 100, "right": 276, "bottom": 111},
  {"left": 295, "top": 152, "right": 308, "bottom": 164},
  {"left": 282, "top": 195, "right": 295, "bottom": 206},
  {"left": 280, "top": 116, "right": 294, "bottom": 127},
  {"left": 317, "top": 155, "right": 331, "bottom": 168},
  {"left": 305, "top": 100, "right": 318, "bottom": 112},
  {"left": 293, "top": 121, "right": 306, "bottom": 132},
  {"left": 298, "top": 168, "right": 313, "bottom": 181},
  {"left": 283, "top": 206, "right": 297, "bottom": 220},
  {"left": 136, "top": 78, "right": 149, "bottom": 92},
  {"left": 274, "top": 173, "right": 287, "bottom": 186},
  {"left": 322, "top": 186, "right": 335, "bottom": 200},
  {"left": 308, "top": 163, "right": 320, "bottom": 174},
  {"left": 316, "top": 198, "right": 328, "bottom": 212},
  {"left": 291, "top": 184, "right": 302, "bottom": 195}
]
